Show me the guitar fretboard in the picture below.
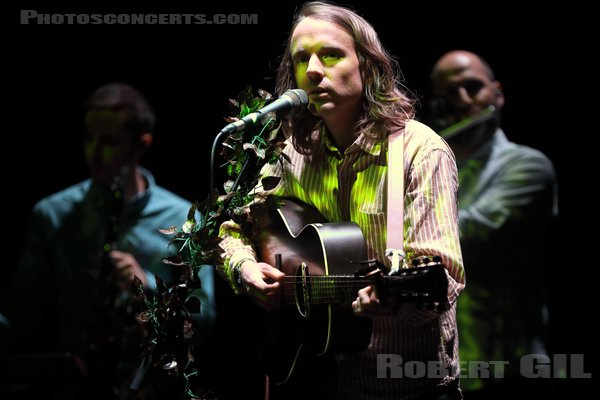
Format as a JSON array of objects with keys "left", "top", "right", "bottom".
[{"left": 280, "top": 265, "right": 445, "bottom": 306}]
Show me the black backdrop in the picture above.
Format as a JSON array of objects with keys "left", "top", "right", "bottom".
[{"left": 4, "top": 0, "right": 591, "bottom": 395}]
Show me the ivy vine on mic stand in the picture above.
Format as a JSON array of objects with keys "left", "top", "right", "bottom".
[{"left": 130, "top": 87, "right": 287, "bottom": 399}]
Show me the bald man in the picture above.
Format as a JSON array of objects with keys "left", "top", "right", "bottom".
[{"left": 430, "top": 51, "right": 558, "bottom": 398}]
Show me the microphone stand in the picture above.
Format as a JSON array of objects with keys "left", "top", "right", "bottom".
[
  {"left": 129, "top": 125, "right": 257, "bottom": 395},
  {"left": 210, "top": 124, "right": 259, "bottom": 195},
  {"left": 210, "top": 126, "right": 235, "bottom": 192}
]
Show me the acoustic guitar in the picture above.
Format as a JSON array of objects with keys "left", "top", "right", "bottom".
[{"left": 254, "top": 198, "right": 449, "bottom": 385}]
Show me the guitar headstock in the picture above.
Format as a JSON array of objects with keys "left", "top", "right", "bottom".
[{"left": 383, "top": 255, "right": 449, "bottom": 306}]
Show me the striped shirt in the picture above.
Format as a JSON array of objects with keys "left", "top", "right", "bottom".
[{"left": 219, "top": 120, "right": 465, "bottom": 399}]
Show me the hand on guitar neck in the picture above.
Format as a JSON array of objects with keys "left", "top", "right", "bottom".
[{"left": 353, "top": 285, "right": 390, "bottom": 317}]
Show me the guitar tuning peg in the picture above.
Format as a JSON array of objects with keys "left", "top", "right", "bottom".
[
  {"left": 416, "top": 302, "right": 443, "bottom": 312},
  {"left": 410, "top": 255, "right": 442, "bottom": 267}
]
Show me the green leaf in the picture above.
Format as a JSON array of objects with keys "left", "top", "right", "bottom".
[
  {"left": 159, "top": 226, "right": 179, "bottom": 235},
  {"left": 261, "top": 176, "right": 281, "bottom": 191},
  {"left": 132, "top": 275, "right": 145, "bottom": 297},
  {"left": 162, "top": 255, "right": 186, "bottom": 266},
  {"left": 243, "top": 143, "right": 266, "bottom": 159},
  {"left": 187, "top": 202, "right": 199, "bottom": 222},
  {"left": 155, "top": 274, "right": 167, "bottom": 294},
  {"left": 258, "top": 88, "right": 273, "bottom": 101}
]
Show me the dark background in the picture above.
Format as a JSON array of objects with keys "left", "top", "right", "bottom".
[{"left": 4, "top": 0, "right": 591, "bottom": 396}]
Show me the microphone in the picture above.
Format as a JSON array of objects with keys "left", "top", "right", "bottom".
[
  {"left": 210, "top": 89, "right": 308, "bottom": 191},
  {"left": 220, "top": 89, "right": 308, "bottom": 134}
]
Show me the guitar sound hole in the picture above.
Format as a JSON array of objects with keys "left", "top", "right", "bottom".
[{"left": 293, "top": 262, "right": 311, "bottom": 318}]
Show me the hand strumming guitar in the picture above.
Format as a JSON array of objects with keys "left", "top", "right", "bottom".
[{"left": 238, "top": 260, "right": 284, "bottom": 310}]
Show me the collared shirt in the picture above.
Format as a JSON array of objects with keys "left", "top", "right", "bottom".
[
  {"left": 455, "top": 129, "right": 558, "bottom": 390},
  {"left": 220, "top": 120, "right": 465, "bottom": 399},
  {"left": 3, "top": 168, "right": 216, "bottom": 355}
]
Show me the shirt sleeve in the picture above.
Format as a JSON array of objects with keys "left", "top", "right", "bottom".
[
  {"left": 459, "top": 149, "right": 557, "bottom": 240},
  {"left": 397, "top": 143, "right": 465, "bottom": 325},
  {"left": 217, "top": 157, "right": 289, "bottom": 293}
]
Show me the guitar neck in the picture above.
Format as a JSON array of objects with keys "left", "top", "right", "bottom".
[
  {"left": 281, "top": 276, "right": 367, "bottom": 305},
  {"left": 280, "top": 265, "right": 448, "bottom": 306}
]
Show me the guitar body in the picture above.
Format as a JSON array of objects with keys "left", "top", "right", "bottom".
[
  {"left": 255, "top": 199, "right": 372, "bottom": 385},
  {"left": 253, "top": 198, "right": 449, "bottom": 386}
]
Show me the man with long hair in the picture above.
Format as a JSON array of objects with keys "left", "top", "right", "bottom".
[{"left": 219, "top": 3, "right": 464, "bottom": 399}]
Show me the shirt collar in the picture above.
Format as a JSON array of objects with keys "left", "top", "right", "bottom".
[
  {"left": 322, "top": 129, "right": 383, "bottom": 157},
  {"left": 468, "top": 128, "right": 507, "bottom": 161},
  {"left": 125, "top": 167, "right": 153, "bottom": 215},
  {"left": 128, "top": 167, "right": 153, "bottom": 205},
  {"left": 90, "top": 167, "right": 154, "bottom": 215}
]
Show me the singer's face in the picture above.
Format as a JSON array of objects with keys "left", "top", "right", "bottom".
[
  {"left": 84, "top": 109, "right": 134, "bottom": 185},
  {"left": 290, "top": 18, "right": 363, "bottom": 119}
]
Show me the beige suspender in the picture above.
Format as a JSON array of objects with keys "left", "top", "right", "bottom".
[{"left": 386, "top": 129, "right": 406, "bottom": 273}]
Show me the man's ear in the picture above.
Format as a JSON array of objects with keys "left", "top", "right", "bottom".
[
  {"left": 139, "top": 132, "right": 153, "bottom": 151},
  {"left": 492, "top": 81, "right": 505, "bottom": 109}
]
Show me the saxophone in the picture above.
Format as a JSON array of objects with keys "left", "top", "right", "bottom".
[{"left": 85, "top": 169, "right": 133, "bottom": 399}]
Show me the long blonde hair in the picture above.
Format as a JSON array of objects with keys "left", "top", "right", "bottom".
[{"left": 275, "top": 1, "right": 414, "bottom": 155}]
